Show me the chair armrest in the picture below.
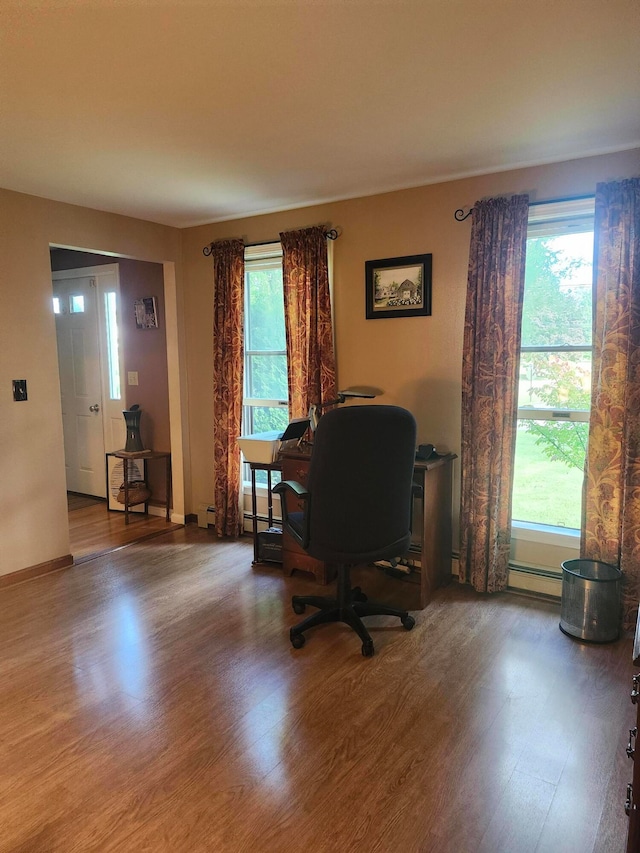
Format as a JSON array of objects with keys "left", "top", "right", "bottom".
[
  {"left": 274, "top": 479, "right": 309, "bottom": 500},
  {"left": 273, "top": 480, "right": 311, "bottom": 549}
]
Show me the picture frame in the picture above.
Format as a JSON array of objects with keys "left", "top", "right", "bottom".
[
  {"left": 134, "top": 296, "right": 159, "bottom": 329},
  {"left": 365, "top": 253, "right": 432, "bottom": 319}
]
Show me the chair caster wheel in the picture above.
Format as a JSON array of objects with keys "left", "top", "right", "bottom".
[
  {"left": 352, "top": 586, "right": 368, "bottom": 603},
  {"left": 401, "top": 614, "right": 415, "bottom": 630},
  {"left": 292, "top": 601, "right": 306, "bottom": 615},
  {"left": 291, "top": 632, "right": 305, "bottom": 649},
  {"left": 362, "top": 640, "right": 375, "bottom": 657}
]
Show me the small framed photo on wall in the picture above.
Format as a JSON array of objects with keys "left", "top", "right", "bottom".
[
  {"left": 134, "top": 296, "right": 159, "bottom": 329},
  {"left": 365, "top": 253, "right": 432, "bottom": 319}
]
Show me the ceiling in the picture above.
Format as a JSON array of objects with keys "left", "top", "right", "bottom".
[{"left": 1, "top": 0, "right": 639, "bottom": 228}]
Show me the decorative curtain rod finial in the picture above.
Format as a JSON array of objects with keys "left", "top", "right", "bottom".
[{"left": 454, "top": 208, "right": 474, "bottom": 222}]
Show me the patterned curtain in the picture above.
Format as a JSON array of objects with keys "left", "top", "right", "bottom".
[
  {"left": 280, "top": 226, "right": 337, "bottom": 418},
  {"left": 459, "top": 195, "right": 529, "bottom": 592},
  {"left": 211, "top": 239, "right": 245, "bottom": 537},
  {"left": 582, "top": 177, "right": 640, "bottom": 631}
]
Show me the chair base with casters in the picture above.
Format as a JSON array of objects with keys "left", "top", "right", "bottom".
[{"left": 289, "top": 564, "right": 415, "bottom": 657}]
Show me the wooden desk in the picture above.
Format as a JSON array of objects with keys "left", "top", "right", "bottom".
[
  {"left": 410, "top": 454, "right": 457, "bottom": 608},
  {"left": 108, "top": 450, "right": 172, "bottom": 525},
  {"left": 279, "top": 449, "right": 335, "bottom": 585},
  {"left": 277, "top": 448, "right": 456, "bottom": 601}
]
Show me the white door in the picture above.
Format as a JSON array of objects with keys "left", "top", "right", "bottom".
[{"left": 53, "top": 265, "right": 125, "bottom": 497}]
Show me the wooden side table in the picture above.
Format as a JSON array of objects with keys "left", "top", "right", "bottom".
[
  {"left": 248, "top": 460, "right": 282, "bottom": 565},
  {"left": 108, "top": 450, "right": 172, "bottom": 525}
]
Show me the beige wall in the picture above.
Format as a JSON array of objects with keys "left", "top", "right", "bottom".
[
  {"left": 181, "top": 149, "right": 640, "bottom": 544},
  {"left": 2, "top": 148, "right": 639, "bottom": 579},
  {"left": 0, "top": 188, "right": 182, "bottom": 577}
]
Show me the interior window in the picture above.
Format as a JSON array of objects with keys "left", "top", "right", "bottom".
[
  {"left": 511, "top": 199, "right": 595, "bottom": 531},
  {"left": 104, "top": 291, "right": 121, "bottom": 400},
  {"left": 243, "top": 243, "right": 288, "bottom": 486},
  {"left": 70, "top": 294, "right": 85, "bottom": 313}
]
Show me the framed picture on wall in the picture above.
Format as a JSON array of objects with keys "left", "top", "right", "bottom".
[
  {"left": 134, "top": 296, "right": 159, "bottom": 329},
  {"left": 365, "top": 253, "right": 432, "bottom": 319}
]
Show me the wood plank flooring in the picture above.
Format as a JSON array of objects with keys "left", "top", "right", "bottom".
[
  {"left": 68, "top": 499, "right": 182, "bottom": 562},
  {"left": 0, "top": 525, "right": 635, "bottom": 852}
]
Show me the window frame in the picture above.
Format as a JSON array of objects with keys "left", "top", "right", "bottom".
[
  {"left": 511, "top": 197, "right": 595, "bottom": 566},
  {"left": 242, "top": 242, "right": 287, "bottom": 487}
]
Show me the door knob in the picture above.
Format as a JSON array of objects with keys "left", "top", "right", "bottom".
[{"left": 89, "top": 403, "right": 100, "bottom": 413}]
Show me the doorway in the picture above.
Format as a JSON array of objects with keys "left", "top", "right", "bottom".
[
  {"left": 52, "top": 263, "right": 126, "bottom": 497},
  {"left": 51, "top": 248, "right": 177, "bottom": 561}
]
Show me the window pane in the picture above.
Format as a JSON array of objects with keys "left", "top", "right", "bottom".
[
  {"left": 512, "top": 421, "right": 587, "bottom": 529},
  {"left": 70, "top": 294, "right": 85, "bottom": 313},
  {"left": 246, "top": 266, "right": 286, "bottom": 351},
  {"left": 104, "top": 292, "right": 121, "bottom": 400},
  {"left": 521, "top": 233, "right": 593, "bottom": 347},
  {"left": 518, "top": 351, "right": 591, "bottom": 412},
  {"left": 52, "top": 297, "right": 60, "bottom": 314},
  {"left": 246, "top": 354, "right": 288, "bottom": 400},
  {"left": 512, "top": 212, "right": 594, "bottom": 535},
  {"left": 252, "top": 468, "right": 282, "bottom": 488},
  {"left": 242, "top": 245, "right": 287, "bottom": 489},
  {"left": 246, "top": 405, "right": 289, "bottom": 435}
]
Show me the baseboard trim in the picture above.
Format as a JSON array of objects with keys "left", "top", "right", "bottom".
[{"left": 0, "top": 554, "right": 73, "bottom": 588}]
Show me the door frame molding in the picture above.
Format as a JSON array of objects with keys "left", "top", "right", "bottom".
[{"left": 50, "top": 249, "right": 186, "bottom": 526}]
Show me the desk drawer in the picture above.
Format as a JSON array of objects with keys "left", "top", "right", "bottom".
[{"left": 281, "top": 457, "right": 310, "bottom": 486}]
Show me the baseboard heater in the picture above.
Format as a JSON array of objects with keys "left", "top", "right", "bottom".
[
  {"left": 197, "top": 504, "right": 215, "bottom": 528},
  {"left": 197, "top": 506, "right": 278, "bottom": 536}
]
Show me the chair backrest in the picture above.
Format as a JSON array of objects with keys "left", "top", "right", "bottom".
[{"left": 305, "top": 405, "right": 417, "bottom": 564}]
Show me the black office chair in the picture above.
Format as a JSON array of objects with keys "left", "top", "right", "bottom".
[{"left": 273, "top": 404, "right": 417, "bottom": 657}]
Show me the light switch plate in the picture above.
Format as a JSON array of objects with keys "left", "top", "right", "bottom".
[
  {"left": 13, "top": 379, "right": 27, "bottom": 401},
  {"left": 128, "top": 371, "right": 139, "bottom": 386}
]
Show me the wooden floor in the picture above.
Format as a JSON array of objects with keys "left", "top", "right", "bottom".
[
  {"left": 67, "top": 498, "right": 181, "bottom": 562},
  {"left": 1, "top": 525, "right": 635, "bottom": 852}
]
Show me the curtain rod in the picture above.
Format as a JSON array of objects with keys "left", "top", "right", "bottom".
[
  {"left": 203, "top": 228, "right": 339, "bottom": 257},
  {"left": 454, "top": 193, "right": 595, "bottom": 222}
]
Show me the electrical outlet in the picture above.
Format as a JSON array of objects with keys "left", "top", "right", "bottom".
[
  {"left": 13, "top": 379, "right": 27, "bottom": 401},
  {"left": 128, "top": 371, "right": 139, "bottom": 386}
]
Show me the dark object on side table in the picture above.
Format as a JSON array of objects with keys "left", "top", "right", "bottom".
[
  {"left": 257, "top": 527, "right": 283, "bottom": 563},
  {"left": 123, "top": 405, "right": 145, "bottom": 453},
  {"left": 274, "top": 404, "right": 417, "bottom": 657}
]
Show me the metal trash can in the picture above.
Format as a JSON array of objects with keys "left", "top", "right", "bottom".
[{"left": 559, "top": 559, "right": 621, "bottom": 643}]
